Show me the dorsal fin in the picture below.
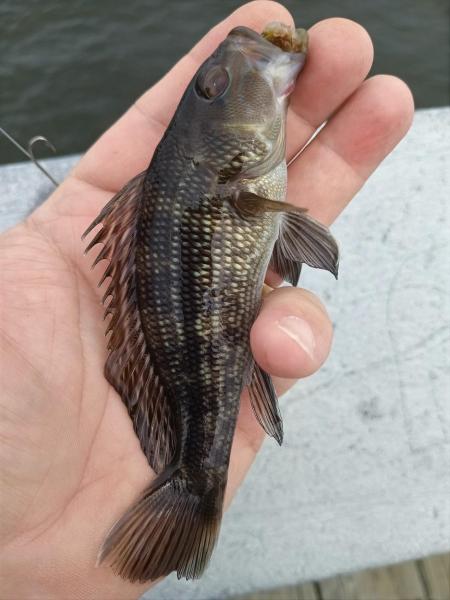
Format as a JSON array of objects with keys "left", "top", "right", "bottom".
[{"left": 82, "top": 172, "right": 176, "bottom": 473}]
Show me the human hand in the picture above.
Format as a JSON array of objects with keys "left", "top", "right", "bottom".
[{"left": 0, "top": 2, "right": 413, "bottom": 598}]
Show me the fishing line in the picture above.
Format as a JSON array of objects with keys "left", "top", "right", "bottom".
[{"left": 0, "top": 126, "right": 59, "bottom": 187}]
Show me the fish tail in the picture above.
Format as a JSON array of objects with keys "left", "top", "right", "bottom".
[{"left": 98, "top": 467, "right": 226, "bottom": 582}]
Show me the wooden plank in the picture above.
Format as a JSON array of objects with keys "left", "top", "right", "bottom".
[
  {"left": 237, "top": 581, "right": 319, "bottom": 600},
  {"left": 417, "top": 553, "right": 450, "bottom": 600},
  {"left": 237, "top": 554, "right": 449, "bottom": 600},
  {"left": 293, "top": 581, "right": 320, "bottom": 600},
  {"left": 319, "top": 560, "right": 426, "bottom": 600}
]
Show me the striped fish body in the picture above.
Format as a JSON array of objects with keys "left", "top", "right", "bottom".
[
  {"left": 136, "top": 134, "right": 284, "bottom": 477},
  {"left": 83, "top": 23, "right": 339, "bottom": 583}
]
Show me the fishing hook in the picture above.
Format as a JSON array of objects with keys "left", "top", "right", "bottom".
[{"left": 0, "top": 126, "right": 59, "bottom": 187}]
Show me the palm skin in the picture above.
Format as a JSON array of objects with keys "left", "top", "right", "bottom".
[
  {"left": 0, "top": 152, "right": 280, "bottom": 600},
  {"left": 0, "top": 198, "right": 151, "bottom": 597},
  {"left": 0, "top": 2, "right": 413, "bottom": 598}
]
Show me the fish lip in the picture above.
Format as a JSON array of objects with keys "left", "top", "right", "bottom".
[
  {"left": 227, "top": 26, "right": 285, "bottom": 64},
  {"left": 228, "top": 24, "right": 308, "bottom": 57},
  {"left": 227, "top": 24, "right": 307, "bottom": 98},
  {"left": 262, "top": 22, "right": 309, "bottom": 55}
]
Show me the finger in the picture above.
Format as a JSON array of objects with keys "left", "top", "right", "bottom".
[
  {"left": 72, "top": 1, "right": 292, "bottom": 192},
  {"left": 287, "top": 74, "right": 414, "bottom": 225},
  {"left": 286, "top": 18, "right": 374, "bottom": 160},
  {"left": 250, "top": 286, "right": 333, "bottom": 380}
]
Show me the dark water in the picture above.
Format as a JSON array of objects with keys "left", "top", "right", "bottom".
[{"left": 1, "top": 0, "right": 449, "bottom": 165}]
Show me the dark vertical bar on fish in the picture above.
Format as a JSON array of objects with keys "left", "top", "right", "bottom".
[{"left": 83, "top": 22, "right": 339, "bottom": 583}]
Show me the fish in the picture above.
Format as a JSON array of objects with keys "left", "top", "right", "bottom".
[{"left": 82, "top": 21, "right": 339, "bottom": 583}]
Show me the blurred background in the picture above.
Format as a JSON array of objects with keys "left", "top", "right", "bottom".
[{"left": 1, "top": 0, "right": 449, "bottom": 164}]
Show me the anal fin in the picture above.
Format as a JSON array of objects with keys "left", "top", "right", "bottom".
[{"left": 248, "top": 362, "right": 283, "bottom": 445}]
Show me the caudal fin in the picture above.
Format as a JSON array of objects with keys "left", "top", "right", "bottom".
[{"left": 98, "top": 469, "right": 225, "bottom": 582}]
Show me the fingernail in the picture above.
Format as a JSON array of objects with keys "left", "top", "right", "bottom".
[{"left": 277, "top": 316, "right": 316, "bottom": 360}]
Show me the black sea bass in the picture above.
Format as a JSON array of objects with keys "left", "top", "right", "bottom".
[{"left": 83, "top": 22, "right": 339, "bottom": 583}]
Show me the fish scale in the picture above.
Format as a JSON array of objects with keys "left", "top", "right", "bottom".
[
  {"left": 136, "top": 131, "right": 280, "bottom": 475},
  {"left": 84, "top": 22, "right": 339, "bottom": 583}
]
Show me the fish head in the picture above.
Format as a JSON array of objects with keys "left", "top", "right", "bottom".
[
  {"left": 178, "top": 22, "right": 308, "bottom": 178},
  {"left": 225, "top": 22, "right": 308, "bottom": 105}
]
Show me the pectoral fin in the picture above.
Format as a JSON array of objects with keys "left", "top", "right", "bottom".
[
  {"left": 231, "top": 191, "right": 339, "bottom": 286},
  {"left": 272, "top": 209, "right": 339, "bottom": 285},
  {"left": 229, "top": 191, "right": 287, "bottom": 219}
]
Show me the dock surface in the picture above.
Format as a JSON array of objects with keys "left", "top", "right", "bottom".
[
  {"left": 238, "top": 553, "right": 450, "bottom": 600},
  {"left": 1, "top": 107, "right": 449, "bottom": 599}
]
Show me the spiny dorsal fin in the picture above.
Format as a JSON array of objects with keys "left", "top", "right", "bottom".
[
  {"left": 248, "top": 362, "right": 283, "bottom": 445},
  {"left": 82, "top": 172, "right": 176, "bottom": 473}
]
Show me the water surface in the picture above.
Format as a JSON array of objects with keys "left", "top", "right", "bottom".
[{"left": 1, "top": 0, "right": 449, "bottom": 164}]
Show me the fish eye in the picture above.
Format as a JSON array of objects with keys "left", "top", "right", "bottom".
[{"left": 196, "top": 66, "right": 230, "bottom": 100}]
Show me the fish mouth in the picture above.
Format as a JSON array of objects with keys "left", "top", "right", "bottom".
[
  {"left": 261, "top": 22, "right": 308, "bottom": 54},
  {"left": 228, "top": 23, "right": 308, "bottom": 98},
  {"left": 228, "top": 23, "right": 308, "bottom": 55}
]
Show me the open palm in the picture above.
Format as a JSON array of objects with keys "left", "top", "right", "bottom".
[{"left": 0, "top": 2, "right": 413, "bottom": 598}]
